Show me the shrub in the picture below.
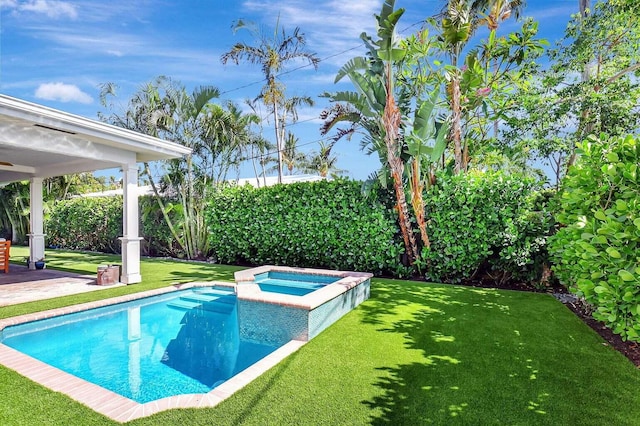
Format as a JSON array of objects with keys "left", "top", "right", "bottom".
[
  {"left": 549, "top": 134, "right": 640, "bottom": 341},
  {"left": 205, "top": 179, "right": 402, "bottom": 275},
  {"left": 421, "top": 171, "right": 552, "bottom": 285},
  {"left": 46, "top": 195, "right": 188, "bottom": 257},
  {"left": 46, "top": 197, "right": 122, "bottom": 253}
]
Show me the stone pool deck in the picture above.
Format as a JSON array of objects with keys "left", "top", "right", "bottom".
[{"left": 0, "top": 264, "right": 124, "bottom": 307}]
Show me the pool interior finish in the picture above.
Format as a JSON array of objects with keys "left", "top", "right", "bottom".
[
  {"left": 254, "top": 271, "right": 339, "bottom": 296},
  {"left": 1, "top": 286, "right": 278, "bottom": 404}
]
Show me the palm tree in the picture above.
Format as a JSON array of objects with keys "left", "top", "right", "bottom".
[
  {"left": 221, "top": 21, "right": 319, "bottom": 184},
  {"left": 474, "top": 0, "right": 526, "bottom": 138},
  {"left": 439, "top": 0, "right": 473, "bottom": 174},
  {"left": 281, "top": 132, "right": 308, "bottom": 175},
  {"left": 305, "top": 141, "right": 342, "bottom": 178},
  {"left": 473, "top": 0, "right": 525, "bottom": 31},
  {"left": 99, "top": 77, "right": 225, "bottom": 259}
]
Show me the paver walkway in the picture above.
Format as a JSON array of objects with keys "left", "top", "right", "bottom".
[{"left": 0, "top": 264, "right": 124, "bottom": 306}]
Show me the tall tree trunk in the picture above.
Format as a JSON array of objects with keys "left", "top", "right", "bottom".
[
  {"left": 250, "top": 146, "right": 261, "bottom": 187},
  {"left": 273, "top": 98, "right": 283, "bottom": 184},
  {"left": 383, "top": 64, "right": 419, "bottom": 265},
  {"left": 143, "top": 162, "right": 188, "bottom": 256},
  {"left": 451, "top": 71, "right": 464, "bottom": 174},
  {"left": 411, "top": 160, "right": 430, "bottom": 249}
]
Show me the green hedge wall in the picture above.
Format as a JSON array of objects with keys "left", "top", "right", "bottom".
[
  {"left": 44, "top": 175, "right": 552, "bottom": 285},
  {"left": 205, "top": 179, "right": 402, "bottom": 275},
  {"left": 46, "top": 197, "right": 123, "bottom": 253},
  {"left": 46, "top": 196, "right": 183, "bottom": 258},
  {"left": 421, "top": 171, "right": 553, "bottom": 285}
]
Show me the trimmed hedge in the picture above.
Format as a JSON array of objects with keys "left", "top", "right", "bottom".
[
  {"left": 421, "top": 171, "right": 553, "bottom": 285},
  {"left": 205, "top": 179, "right": 402, "bottom": 275},
  {"left": 46, "top": 197, "right": 122, "bottom": 253},
  {"left": 550, "top": 134, "right": 640, "bottom": 341},
  {"left": 44, "top": 175, "right": 552, "bottom": 286},
  {"left": 46, "top": 196, "right": 184, "bottom": 258}
]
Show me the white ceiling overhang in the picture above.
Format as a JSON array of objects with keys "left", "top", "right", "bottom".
[{"left": 0, "top": 94, "right": 192, "bottom": 184}]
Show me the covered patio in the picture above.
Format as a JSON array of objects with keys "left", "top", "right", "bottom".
[{"left": 0, "top": 94, "right": 191, "bottom": 284}]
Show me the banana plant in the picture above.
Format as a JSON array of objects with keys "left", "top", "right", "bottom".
[
  {"left": 321, "top": 0, "right": 442, "bottom": 264},
  {"left": 405, "top": 88, "right": 449, "bottom": 249}
]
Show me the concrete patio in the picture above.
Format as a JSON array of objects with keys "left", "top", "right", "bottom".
[{"left": 0, "top": 264, "right": 124, "bottom": 307}]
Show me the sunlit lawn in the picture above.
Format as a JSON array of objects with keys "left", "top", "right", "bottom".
[{"left": 2, "top": 249, "right": 639, "bottom": 425}]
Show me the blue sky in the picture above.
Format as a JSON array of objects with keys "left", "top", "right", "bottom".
[{"left": 0, "top": 0, "right": 579, "bottom": 181}]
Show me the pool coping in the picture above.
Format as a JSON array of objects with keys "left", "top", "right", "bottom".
[
  {"left": 234, "top": 265, "right": 373, "bottom": 309},
  {"left": 0, "top": 281, "right": 306, "bottom": 423}
]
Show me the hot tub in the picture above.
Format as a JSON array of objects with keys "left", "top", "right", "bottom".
[{"left": 234, "top": 266, "right": 372, "bottom": 345}]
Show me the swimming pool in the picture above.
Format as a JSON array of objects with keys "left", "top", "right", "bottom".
[
  {"left": 0, "top": 266, "right": 372, "bottom": 421},
  {"left": 1, "top": 286, "right": 278, "bottom": 404}
]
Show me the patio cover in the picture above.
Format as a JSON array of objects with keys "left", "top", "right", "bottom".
[{"left": 0, "top": 94, "right": 191, "bottom": 284}]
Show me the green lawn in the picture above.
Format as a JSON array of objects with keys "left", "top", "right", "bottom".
[{"left": 1, "top": 250, "right": 639, "bottom": 425}]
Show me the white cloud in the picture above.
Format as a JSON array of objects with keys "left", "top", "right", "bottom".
[
  {"left": 241, "top": 0, "right": 378, "bottom": 65},
  {"left": 17, "top": 0, "right": 77, "bottom": 19},
  {"left": 0, "top": 0, "right": 19, "bottom": 8},
  {"left": 34, "top": 82, "right": 93, "bottom": 104}
]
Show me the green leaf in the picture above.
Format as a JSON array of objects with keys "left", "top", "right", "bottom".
[
  {"left": 606, "top": 247, "right": 621, "bottom": 258},
  {"left": 618, "top": 270, "right": 636, "bottom": 282},
  {"left": 594, "top": 210, "right": 607, "bottom": 221},
  {"left": 594, "top": 285, "right": 609, "bottom": 294},
  {"left": 615, "top": 200, "right": 628, "bottom": 212}
]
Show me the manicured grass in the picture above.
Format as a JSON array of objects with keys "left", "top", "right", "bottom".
[{"left": 2, "top": 253, "right": 640, "bottom": 424}]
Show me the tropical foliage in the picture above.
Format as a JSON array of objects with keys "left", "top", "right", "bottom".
[
  {"left": 422, "top": 170, "right": 552, "bottom": 286},
  {"left": 99, "top": 76, "right": 260, "bottom": 259},
  {"left": 502, "top": 0, "right": 640, "bottom": 187},
  {"left": 322, "top": 0, "right": 447, "bottom": 265},
  {"left": 0, "top": 174, "right": 113, "bottom": 243},
  {"left": 221, "top": 20, "right": 319, "bottom": 183},
  {"left": 550, "top": 134, "right": 640, "bottom": 341}
]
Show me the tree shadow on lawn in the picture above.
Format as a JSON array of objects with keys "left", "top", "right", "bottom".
[{"left": 359, "top": 280, "right": 562, "bottom": 424}]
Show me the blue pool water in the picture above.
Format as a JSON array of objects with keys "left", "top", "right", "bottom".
[
  {"left": 254, "top": 271, "right": 339, "bottom": 296},
  {"left": 0, "top": 287, "right": 278, "bottom": 403}
]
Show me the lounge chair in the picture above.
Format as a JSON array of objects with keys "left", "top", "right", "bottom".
[{"left": 0, "top": 239, "right": 10, "bottom": 273}]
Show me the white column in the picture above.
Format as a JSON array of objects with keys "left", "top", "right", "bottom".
[
  {"left": 28, "top": 177, "right": 45, "bottom": 269},
  {"left": 119, "top": 164, "right": 143, "bottom": 284}
]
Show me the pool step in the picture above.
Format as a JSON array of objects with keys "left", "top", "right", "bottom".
[
  {"left": 202, "top": 295, "right": 236, "bottom": 314},
  {"left": 167, "top": 292, "right": 236, "bottom": 314},
  {"left": 193, "top": 288, "right": 235, "bottom": 296},
  {"left": 180, "top": 294, "right": 223, "bottom": 304},
  {"left": 167, "top": 299, "right": 202, "bottom": 311}
]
